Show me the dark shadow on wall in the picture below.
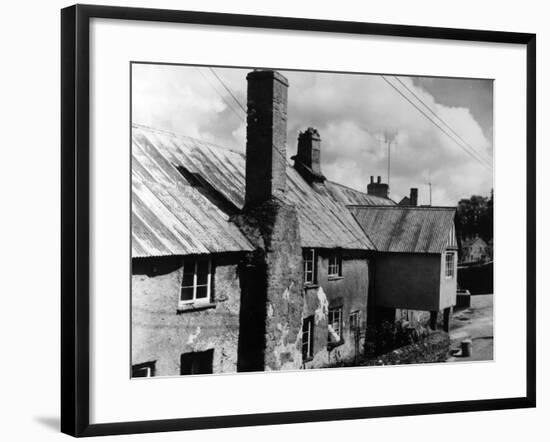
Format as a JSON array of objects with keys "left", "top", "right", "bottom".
[{"left": 237, "top": 254, "right": 267, "bottom": 372}]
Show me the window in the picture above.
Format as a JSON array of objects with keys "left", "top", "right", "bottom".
[
  {"left": 180, "top": 257, "right": 212, "bottom": 306},
  {"left": 180, "top": 349, "right": 214, "bottom": 375},
  {"left": 328, "top": 307, "right": 343, "bottom": 345},
  {"left": 349, "top": 311, "right": 360, "bottom": 332},
  {"left": 303, "top": 248, "right": 317, "bottom": 285},
  {"left": 445, "top": 251, "right": 455, "bottom": 278},
  {"left": 328, "top": 252, "right": 342, "bottom": 278},
  {"left": 132, "top": 361, "right": 155, "bottom": 378},
  {"left": 302, "top": 316, "right": 314, "bottom": 361}
]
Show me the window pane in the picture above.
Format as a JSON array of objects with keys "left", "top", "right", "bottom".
[
  {"left": 182, "top": 272, "right": 195, "bottom": 288},
  {"left": 132, "top": 367, "right": 149, "bottom": 378},
  {"left": 196, "top": 285, "right": 208, "bottom": 299},
  {"left": 132, "top": 363, "right": 154, "bottom": 378},
  {"left": 181, "top": 350, "right": 214, "bottom": 375},
  {"left": 196, "top": 271, "right": 209, "bottom": 286},
  {"left": 181, "top": 286, "right": 194, "bottom": 301}
]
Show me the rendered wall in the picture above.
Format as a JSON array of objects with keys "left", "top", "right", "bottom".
[
  {"left": 302, "top": 251, "right": 370, "bottom": 368},
  {"left": 131, "top": 254, "right": 243, "bottom": 377}
]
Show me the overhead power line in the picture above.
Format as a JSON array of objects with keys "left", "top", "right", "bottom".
[
  {"left": 196, "top": 67, "right": 244, "bottom": 122},
  {"left": 392, "top": 76, "right": 492, "bottom": 165},
  {"left": 380, "top": 75, "right": 492, "bottom": 170},
  {"left": 208, "top": 68, "right": 247, "bottom": 115}
]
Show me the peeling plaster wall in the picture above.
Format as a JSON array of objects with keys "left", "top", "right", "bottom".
[
  {"left": 303, "top": 251, "right": 370, "bottom": 368},
  {"left": 260, "top": 202, "right": 304, "bottom": 371},
  {"left": 131, "top": 254, "right": 243, "bottom": 377},
  {"left": 233, "top": 200, "right": 305, "bottom": 371}
]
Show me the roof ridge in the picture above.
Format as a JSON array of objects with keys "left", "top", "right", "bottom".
[
  {"left": 327, "top": 180, "right": 397, "bottom": 205},
  {"left": 132, "top": 122, "right": 245, "bottom": 156},
  {"left": 327, "top": 180, "right": 367, "bottom": 194}
]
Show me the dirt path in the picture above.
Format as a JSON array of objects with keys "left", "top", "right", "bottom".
[{"left": 447, "top": 294, "right": 493, "bottom": 362}]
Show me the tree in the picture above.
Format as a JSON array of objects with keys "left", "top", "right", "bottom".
[{"left": 456, "top": 191, "right": 493, "bottom": 242}]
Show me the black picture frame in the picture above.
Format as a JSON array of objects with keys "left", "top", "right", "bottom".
[{"left": 61, "top": 4, "right": 536, "bottom": 437}]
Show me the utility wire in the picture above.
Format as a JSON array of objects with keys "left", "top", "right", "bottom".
[
  {"left": 196, "top": 68, "right": 245, "bottom": 122},
  {"left": 208, "top": 67, "right": 247, "bottom": 115},
  {"left": 383, "top": 75, "right": 491, "bottom": 168},
  {"left": 392, "top": 76, "right": 492, "bottom": 165},
  {"left": 380, "top": 75, "right": 492, "bottom": 170},
  {"left": 197, "top": 68, "right": 290, "bottom": 163}
]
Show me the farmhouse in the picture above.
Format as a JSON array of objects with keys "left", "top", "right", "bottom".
[
  {"left": 460, "top": 235, "right": 490, "bottom": 264},
  {"left": 132, "top": 70, "right": 392, "bottom": 377},
  {"left": 131, "top": 68, "right": 458, "bottom": 377}
]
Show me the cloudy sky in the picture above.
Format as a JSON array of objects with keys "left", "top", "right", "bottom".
[{"left": 132, "top": 64, "right": 493, "bottom": 206}]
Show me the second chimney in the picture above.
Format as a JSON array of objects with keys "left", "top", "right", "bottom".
[
  {"left": 367, "top": 175, "right": 389, "bottom": 199},
  {"left": 292, "top": 127, "right": 326, "bottom": 183},
  {"left": 245, "top": 70, "right": 289, "bottom": 207}
]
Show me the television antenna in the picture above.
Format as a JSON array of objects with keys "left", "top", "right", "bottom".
[{"left": 383, "top": 130, "right": 398, "bottom": 186}]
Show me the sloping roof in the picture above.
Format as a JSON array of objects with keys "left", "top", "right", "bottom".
[
  {"left": 132, "top": 124, "right": 374, "bottom": 255},
  {"left": 325, "top": 181, "right": 396, "bottom": 206},
  {"left": 349, "top": 205, "right": 456, "bottom": 254},
  {"left": 132, "top": 129, "right": 255, "bottom": 257},
  {"left": 398, "top": 196, "right": 411, "bottom": 206}
]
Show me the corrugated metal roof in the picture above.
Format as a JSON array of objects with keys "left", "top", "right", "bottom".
[
  {"left": 132, "top": 128, "right": 255, "bottom": 258},
  {"left": 325, "top": 181, "right": 396, "bottom": 206},
  {"left": 349, "top": 206, "right": 456, "bottom": 254},
  {"left": 132, "top": 124, "right": 374, "bottom": 254}
]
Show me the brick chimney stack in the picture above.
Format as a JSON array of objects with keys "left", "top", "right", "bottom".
[
  {"left": 235, "top": 70, "right": 304, "bottom": 372},
  {"left": 292, "top": 127, "right": 326, "bottom": 183},
  {"left": 367, "top": 175, "right": 389, "bottom": 199},
  {"left": 245, "top": 70, "right": 289, "bottom": 207},
  {"left": 410, "top": 188, "right": 418, "bottom": 206}
]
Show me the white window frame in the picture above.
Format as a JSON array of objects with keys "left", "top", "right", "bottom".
[
  {"left": 302, "top": 316, "right": 314, "bottom": 360},
  {"left": 445, "top": 251, "right": 455, "bottom": 279},
  {"left": 179, "top": 258, "right": 212, "bottom": 307},
  {"left": 328, "top": 252, "right": 342, "bottom": 278},
  {"left": 303, "top": 248, "right": 316, "bottom": 285},
  {"left": 328, "top": 307, "right": 343, "bottom": 344}
]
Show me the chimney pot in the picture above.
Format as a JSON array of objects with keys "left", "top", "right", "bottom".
[
  {"left": 367, "top": 176, "right": 389, "bottom": 199},
  {"left": 245, "top": 70, "right": 289, "bottom": 207}
]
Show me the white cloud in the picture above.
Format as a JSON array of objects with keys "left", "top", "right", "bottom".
[{"left": 132, "top": 64, "right": 493, "bottom": 206}]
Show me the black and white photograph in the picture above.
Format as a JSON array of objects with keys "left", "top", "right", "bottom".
[{"left": 131, "top": 64, "right": 494, "bottom": 377}]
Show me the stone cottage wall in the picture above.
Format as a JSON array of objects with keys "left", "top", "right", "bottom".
[
  {"left": 131, "top": 253, "right": 243, "bottom": 376},
  {"left": 302, "top": 251, "right": 370, "bottom": 369}
]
